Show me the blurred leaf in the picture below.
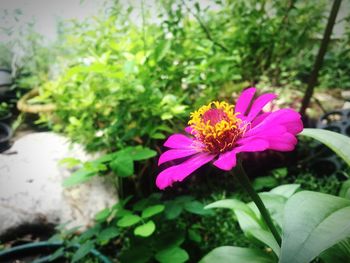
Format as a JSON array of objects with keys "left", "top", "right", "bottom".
[
  {"left": 97, "top": 226, "right": 120, "bottom": 245},
  {"left": 72, "top": 241, "right": 94, "bottom": 263},
  {"left": 117, "top": 214, "right": 141, "bottom": 227},
  {"left": 110, "top": 154, "right": 134, "bottom": 177},
  {"left": 320, "top": 237, "right": 350, "bottom": 263},
  {"left": 165, "top": 201, "right": 183, "bottom": 219},
  {"left": 339, "top": 179, "right": 350, "bottom": 200},
  {"left": 59, "top": 157, "right": 81, "bottom": 168},
  {"left": 63, "top": 169, "right": 95, "bottom": 187},
  {"left": 142, "top": 204, "right": 165, "bottom": 218},
  {"left": 134, "top": 220, "right": 156, "bottom": 237},
  {"left": 184, "top": 201, "right": 213, "bottom": 215},
  {"left": 95, "top": 208, "right": 111, "bottom": 222},
  {"left": 155, "top": 246, "right": 189, "bottom": 263},
  {"left": 124, "top": 146, "right": 157, "bottom": 161}
]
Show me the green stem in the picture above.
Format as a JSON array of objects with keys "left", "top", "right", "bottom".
[{"left": 234, "top": 161, "right": 282, "bottom": 246}]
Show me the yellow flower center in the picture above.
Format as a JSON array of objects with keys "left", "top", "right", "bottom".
[{"left": 188, "top": 101, "right": 244, "bottom": 153}]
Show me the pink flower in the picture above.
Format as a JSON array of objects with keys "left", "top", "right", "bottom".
[{"left": 156, "top": 87, "right": 303, "bottom": 189}]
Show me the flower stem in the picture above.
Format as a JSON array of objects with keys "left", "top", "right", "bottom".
[{"left": 234, "top": 160, "right": 282, "bottom": 246}]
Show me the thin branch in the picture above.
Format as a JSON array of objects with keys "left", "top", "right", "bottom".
[{"left": 181, "top": 0, "right": 230, "bottom": 53}]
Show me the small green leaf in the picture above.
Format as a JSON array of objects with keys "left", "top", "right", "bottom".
[
  {"left": 339, "top": 179, "right": 350, "bottom": 200},
  {"left": 110, "top": 154, "right": 134, "bottom": 177},
  {"left": 134, "top": 220, "right": 156, "bottom": 237},
  {"left": 59, "top": 157, "right": 81, "bottom": 168},
  {"left": 95, "top": 208, "right": 111, "bottom": 222},
  {"left": 155, "top": 246, "right": 189, "bottom": 263},
  {"left": 184, "top": 201, "right": 213, "bottom": 215},
  {"left": 97, "top": 226, "right": 120, "bottom": 244},
  {"left": 63, "top": 169, "right": 95, "bottom": 187},
  {"left": 72, "top": 241, "right": 94, "bottom": 263},
  {"left": 188, "top": 228, "right": 202, "bottom": 243},
  {"left": 200, "top": 246, "right": 275, "bottom": 263},
  {"left": 142, "top": 205, "right": 165, "bottom": 218},
  {"left": 300, "top": 128, "right": 350, "bottom": 166},
  {"left": 165, "top": 201, "right": 183, "bottom": 219},
  {"left": 117, "top": 214, "right": 141, "bottom": 227},
  {"left": 123, "top": 146, "right": 157, "bottom": 161}
]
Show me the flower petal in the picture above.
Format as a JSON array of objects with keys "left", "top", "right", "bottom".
[
  {"left": 246, "top": 93, "right": 277, "bottom": 122},
  {"left": 158, "top": 148, "right": 199, "bottom": 165},
  {"left": 235, "top": 139, "right": 269, "bottom": 153},
  {"left": 213, "top": 150, "right": 237, "bottom": 171},
  {"left": 268, "top": 132, "right": 298, "bottom": 151},
  {"left": 156, "top": 153, "right": 215, "bottom": 190},
  {"left": 235, "top": 87, "right": 256, "bottom": 116},
  {"left": 245, "top": 108, "right": 303, "bottom": 136},
  {"left": 164, "top": 134, "right": 193, "bottom": 149}
]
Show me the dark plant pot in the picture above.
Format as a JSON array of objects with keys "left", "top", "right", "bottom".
[
  {"left": 0, "top": 122, "right": 12, "bottom": 152},
  {"left": 0, "top": 241, "right": 112, "bottom": 263}
]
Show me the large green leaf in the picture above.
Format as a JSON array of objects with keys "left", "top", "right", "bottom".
[
  {"left": 300, "top": 128, "right": 350, "bottom": 166},
  {"left": 270, "top": 184, "right": 300, "bottom": 199},
  {"left": 279, "top": 191, "right": 350, "bottom": 263},
  {"left": 155, "top": 246, "right": 189, "bottom": 263},
  {"left": 199, "top": 246, "right": 276, "bottom": 263}
]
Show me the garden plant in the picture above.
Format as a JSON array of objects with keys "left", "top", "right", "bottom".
[{"left": 0, "top": 0, "right": 350, "bottom": 262}]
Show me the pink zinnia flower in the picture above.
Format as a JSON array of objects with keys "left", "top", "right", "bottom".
[{"left": 156, "top": 87, "right": 303, "bottom": 189}]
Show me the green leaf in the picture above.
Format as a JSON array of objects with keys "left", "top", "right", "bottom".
[
  {"left": 63, "top": 169, "right": 95, "bottom": 187},
  {"left": 300, "top": 128, "right": 350, "bottom": 166},
  {"left": 164, "top": 201, "right": 183, "bottom": 219},
  {"left": 155, "top": 246, "right": 189, "bottom": 263},
  {"left": 199, "top": 246, "right": 276, "bottom": 263},
  {"left": 280, "top": 191, "right": 350, "bottom": 263},
  {"left": 246, "top": 228, "right": 280, "bottom": 257},
  {"left": 270, "top": 184, "right": 300, "bottom": 198},
  {"left": 154, "top": 40, "right": 172, "bottom": 62},
  {"left": 142, "top": 205, "right": 165, "bottom": 218},
  {"left": 134, "top": 220, "right": 156, "bottom": 237},
  {"left": 72, "top": 241, "right": 94, "bottom": 263},
  {"left": 339, "top": 179, "right": 350, "bottom": 200},
  {"left": 110, "top": 154, "right": 134, "bottom": 177},
  {"left": 205, "top": 199, "right": 259, "bottom": 222},
  {"left": 184, "top": 201, "right": 213, "bottom": 215},
  {"left": 59, "top": 157, "right": 81, "bottom": 168},
  {"left": 117, "top": 214, "right": 141, "bottom": 227},
  {"left": 95, "top": 208, "right": 111, "bottom": 222},
  {"left": 97, "top": 226, "right": 120, "bottom": 244},
  {"left": 188, "top": 228, "right": 202, "bottom": 243},
  {"left": 124, "top": 146, "right": 157, "bottom": 161}
]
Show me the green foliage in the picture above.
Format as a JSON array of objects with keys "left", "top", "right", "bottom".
[
  {"left": 205, "top": 186, "right": 350, "bottom": 263},
  {"left": 0, "top": 102, "right": 10, "bottom": 118},
  {"left": 62, "top": 146, "right": 156, "bottom": 188},
  {"left": 280, "top": 191, "right": 350, "bottom": 263}
]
